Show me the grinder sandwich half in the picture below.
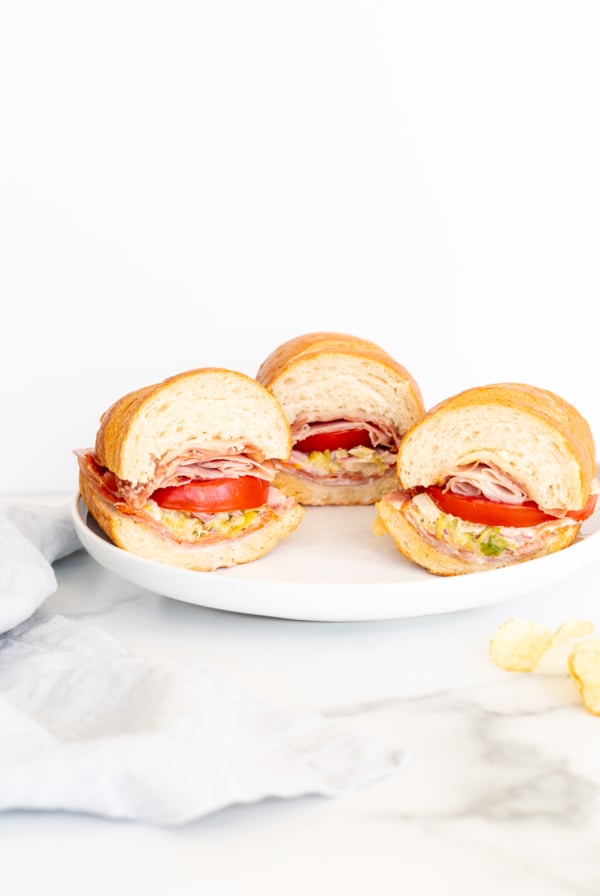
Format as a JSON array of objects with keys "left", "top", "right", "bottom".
[
  {"left": 76, "top": 368, "right": 305, "bottom": 570},
  {"left": 256, "top": 331, "right": 425, "bottom": 505},
  {"left": 374, "top": 382, "right": 599, "bottom": 575}
]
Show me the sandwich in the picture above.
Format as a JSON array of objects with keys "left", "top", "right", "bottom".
[
  {"left": 374, "top": 382, "right": 599, "bottom": 575},
  {"left": 255, "top": 331, "right": 425, "bottom": 505},
  {"left": 76, "top": 368, "right": 305, "bottom": 570}
]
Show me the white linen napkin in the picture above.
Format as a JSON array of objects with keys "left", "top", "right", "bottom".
[
  {"left": 0, "top": 502, "right": 403, "bottom": 825},
  {"left": 0, "top": 501, "right": 81, "bottom": 634},
  {"left": 0, "top": 615, "right": 402, "bottom": 825}
]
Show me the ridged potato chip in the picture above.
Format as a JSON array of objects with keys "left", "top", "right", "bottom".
[
  {"left": 568, "top": 639, "right": 600, "bottom": 715},
  {"left": 490, "top": 617, "right": 594, "bottom": 672},
  {"left": 490, "top": 618, "right": 553, "bottom": 672},
  {"left": 550, "top": 619, "right": 594, "bottom": 647}
]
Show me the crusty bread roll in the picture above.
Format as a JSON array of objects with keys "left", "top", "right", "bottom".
[
  {"left": 399, "top": 383, "right": 596, "bottom": 511},
  {"left": 374, "top": 383, "right": 598, "bottom": 575},
  {"left": 256, "top": 332, "right": 425, "bottom": 505},
  {"left": 96, "top": 367, "right": 292, "bottom": 485},
  {"left": 76, "top": 368, "right": 304, "bottom": 571}
]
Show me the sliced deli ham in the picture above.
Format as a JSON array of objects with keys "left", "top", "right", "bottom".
[
  {"left": 76, "top": 447, "right": 275, "bottom": 511},
  {"left": 444, "top": 462, "right": 528, "bottom": 505},
  {"left": 441, "top": 463, "right": 600, "bottom": 517}
]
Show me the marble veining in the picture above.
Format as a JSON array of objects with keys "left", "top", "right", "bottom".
[
  {"left": 318, "top": 680, "right": 600, "bottom": 894},
  {"left": 3, "top": 530, "right": 600, "bottom": 895}
]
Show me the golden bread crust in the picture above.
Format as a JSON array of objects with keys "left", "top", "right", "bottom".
[
  {"left": 256, "top": 331, "right": 424, "bottom": 411},
  {"left": 95, "top": 383, "right": 158, "bottom": 480},
  {"left": 94, "top": 367, "right": 292, "bottom": 485},
  {"left": 429, "top": 383, "right": 596, "bottom": 483},
  {"left": 398, "top": 382, "right": 596, "bottom": 512}
]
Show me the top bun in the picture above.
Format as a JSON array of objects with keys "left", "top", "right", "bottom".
[
  {"left": 94, "top": 368, "right": 292, "bottom": 485},
  {"left": 397, "top": 382, "right": 597, "bottom": 512},
  {"left": 256, "top": 331, "right": 425, "bottom": 432}
]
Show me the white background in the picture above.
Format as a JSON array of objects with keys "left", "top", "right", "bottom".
[{"left": 1, "top": 1, "right": 599, "bottom": 496}]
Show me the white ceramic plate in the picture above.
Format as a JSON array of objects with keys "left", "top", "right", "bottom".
[{"left": 72, "top": 494, "right": 600, "bottom": 622}]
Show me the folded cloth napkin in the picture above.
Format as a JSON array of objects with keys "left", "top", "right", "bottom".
[
  {"left": 0, "top": 615, "right": 403, "bottom": 825},
  {"left": 0, "top": 501, "right": 81, "bottom": 634},
  {"left": 0, "top": 502, "right": 403, "bottom": 825}
]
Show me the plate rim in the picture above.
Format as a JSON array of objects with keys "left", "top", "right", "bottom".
[{"left": 71, "top": 492, "right": 600, "bottom": 622}]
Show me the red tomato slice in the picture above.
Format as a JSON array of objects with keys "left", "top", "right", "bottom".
[
  {"left": 295, "top": 428, "right": 373, "bottom": 453},
  {"left": 151, "top": 477, "right": 270, "bottom": 513},
  {"left": 426, "top": 486, "right": 598, "bottom": 528},
  {"left": 564, "top": 492, "right": 598, "bottom": 521}
]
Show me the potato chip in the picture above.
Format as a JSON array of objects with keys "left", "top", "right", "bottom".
[
  {"left": 550, "top": 619, "right": 594, "bottom": 647},
  {"left": 491, "top": 617, "right": 600, "bottom": 715},
  {"left": 489, "top": 617, "right": 595, "bottom": 673},
  {"left": 568, "top": 639, "right": 600, "bottom": 715},
  {"left": 489, "top": 618, "right": 554, "bottom": 672}
]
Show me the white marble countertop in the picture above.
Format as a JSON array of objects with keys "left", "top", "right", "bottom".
[{"left": 3, "top": 496, "right": 600, "bottom": 896}]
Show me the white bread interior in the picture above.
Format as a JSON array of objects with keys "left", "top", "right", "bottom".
[
  {"left": 398, "top": 383, "right": 596, "bottom": 513},
  {"left": 80, "top": 475, "right": 305, "bottom": 572},
  {"left": 95, "top": 368, "right": 292, "bottom": 485},
  {"left": 257, "top": 333, "right": 424, "bottom": 434}
]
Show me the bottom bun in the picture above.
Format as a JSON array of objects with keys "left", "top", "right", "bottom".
[
  {"left": 80, "top": 477, "right": 305, "bottom": 571},
  {"left": 272, "top": 467, "right": 398, "bottom": 506},
  {"left": 374, "top": 494, "right": 580, "bottom": 576}
]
